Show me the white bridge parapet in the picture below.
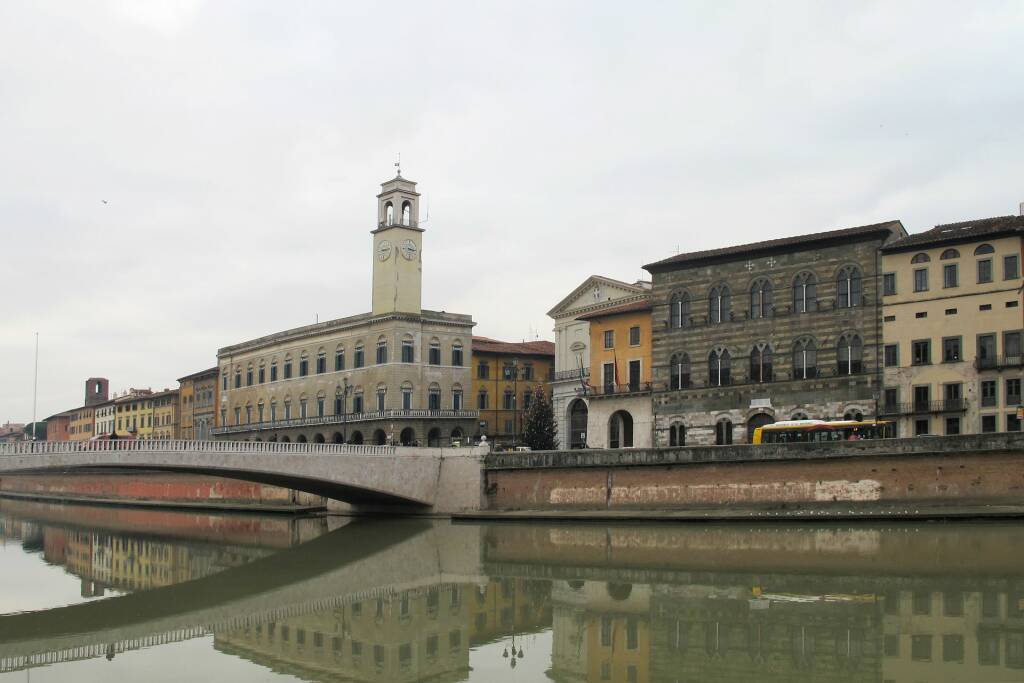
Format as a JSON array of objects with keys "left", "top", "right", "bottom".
[{"left": 0, "top": 440, "right": 487, "bottom": 511}]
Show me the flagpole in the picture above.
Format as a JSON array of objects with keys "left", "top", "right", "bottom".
[{"left": 31, "top": 332, "right": 39, "bottom": 441}]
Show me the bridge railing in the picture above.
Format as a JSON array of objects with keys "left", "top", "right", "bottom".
[{"left": 0, "top": 439, "right": 397, "bottom": 457}]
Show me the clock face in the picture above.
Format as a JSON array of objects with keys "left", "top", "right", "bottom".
[
  {"left": 400, "top": 239, "right": 418, "bottom": 260},
  {"left": 377, "top": 240, "right": 393, "bottom": 261}
]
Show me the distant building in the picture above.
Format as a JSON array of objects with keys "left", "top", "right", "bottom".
[
  {"left": 112, "top": 388, "right": 155, "bottom": 438},
  {"left": 213, "top": 173, "right": 478, "bottom": 446},
  {"left": 470, "top": 336, "right": 554, "bottom": 447},
  {"left": 576, "top": 296, "right": 654, "bottom": 448},
  {"left": 0, "top": 422, "right": 25, "bottom": 443},
  {"left": 151, "top": 389, "right": 179, "bottom": 439},
  {"left": 548, "top": 277, "right": 651, "bottom": 449},
  {"left": 880, "top": 213, "right": 1024, "bottom": 436},
  {"left": 644, "top": 220, "right": 906, "bottom": 445},
  {"left": 43, "top": 411, "right": 71, "bottom": 442},
  {"left": 178, "top": 367, "right": 218, "bottom": 440}
]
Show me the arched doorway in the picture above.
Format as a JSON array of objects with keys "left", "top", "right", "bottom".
[
  {"left": 313, "top": 433, "right": 325, "bottom": 444},
  {"left": 608, "top": 410, "right": 634, "bottom": 449},
  {"left": 349, "top": 431, "right": 364, "bottom": 445},
  {"left": 568, "top": 399, "right": 588, "bottom": 449},
  {"left": 427, "top": 428, "right": 441, "bottom": 447},
  {"left": 450, "top": 428, "right": 464, "bottom": 446},
  {"left": 297, "top": 434, "right": 308, "bottom": 444},
  {"left": 269, "top": 435, "right": 278, "bottom": 443},
  {"left": 373, "top": 429, "right": 387, "bottom": 445},
  {"left": 332, "top": 432, "right": 343, "bottom": 444},
  {"left": 715, "top": 418, "right": 733, "bottom": 445},
  {"left": 280, "top": 435, "right": 290, "bottom": 443},
  {"left": 400, "top": 427, "right": 416, "bottom": 446},
  {"left": 746, "top": 413, "right": 774, "bottom": 443}
]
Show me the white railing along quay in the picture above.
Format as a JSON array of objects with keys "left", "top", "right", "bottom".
[{"left": 0, "top": 439, "right": 397, "bottom": 458}]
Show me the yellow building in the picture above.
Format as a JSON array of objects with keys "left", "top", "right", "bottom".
[
  {"left": 67, "top": 405, "right": 96, "bottom": 442},
  {"left": 577, "top": 297, "right": 654, "bottom": 448},
  {"left": 113, "top": 389, "right": 155, "bottom": 438},
  {"left": 151, "top": 389, "right": 179, "bottom": 439},
  {"left": 881, "top": 214, "right": 1024, "bottom": 436},
  {"left": 178, "top": 367, "right": 218, "bottom": 440},
  {"left": 470, "top": 337, "right": 554, "bottom": 448}
]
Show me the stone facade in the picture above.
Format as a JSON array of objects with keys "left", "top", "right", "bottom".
[
  {"left": 645, "top": 221, "right": 906, "bottom": 445},
  {"left": 213, "top": 174, "right": 478, "bottom": 446}
]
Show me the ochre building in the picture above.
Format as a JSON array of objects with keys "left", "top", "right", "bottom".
[{"left": 470, "top": 337, "right": 554, "bottom": 448}]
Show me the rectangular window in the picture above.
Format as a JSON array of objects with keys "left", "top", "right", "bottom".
[
  {"left": 453, "top": 390, "right": 463, "bottom": 411},
  {"left": 503, "top": 392, "right": 514, "bottom": 410},
  {"left": 354, "top": 348, "right": 364, "bottom": 368},
  {"left": 428, "top": 391, "right": 441, "bottom": 410},
  {"left": 603, "top": 362, "right": 615, "bottom": 392},
  {"left": 258, "top": 367, "right": 265, "bottom": 383},
  {"left": 978, "top": 258, "right": 993, "bottom": 283},
  {"left": 980, "top": 303, "right": 992, "bottom": 311},
  {"left": 478, "top": 363, "right": 489, "bottom": 379},
  {"left": 234, "top": 372, "right": 241, "bottom": 389},
  {"left": 452, "top": 346, "right": 463, "bottom": 366},
  {"left": 1007, "top": 378, "right": 1021, "bottom": 406},
  {"left": 376, "top": 391, "right": 385, "bottom": 411},
  {"left": 913, "top": 385, "right": 930, "bottom": 412},
  {"left": 912, "top": 340, "right": 931, "bottom": 365},
  {"left": 943, "top": 634, "right": 964, "bottom": 662},
  {"left": 284, "top": 362, "right": 293, "bottom": 379},
  {"left": 911, "top": 634, "right": 933, "bottom": 661},
  {"left": 628, "top": 359, "right": 641, "bottom": 392},
  {"left": 884, "top": 315, "right": 896, "bottom": 322},
  {"left": 400, "top": 342, "right": 414, "bottom": 363},
  {"left": 884, "top": 387, "right": 898, "bottom": 412},
  {"left": 1010, "top": 300, "right": 1020, "bottom": 308},
  {"left": 316, "top": 355, "right": 326, "bottom": 373},
  {"left": 942, "top": 337, "right": 962, "bottom": 362},
  {"left": 915, "top": 417, "right": 929, "bottom": 435},
  {"left": 271, "top": 364, "right": 278, "bottom": 381},
  {"left": 946, "top": 416, "right": 960, "bottom": 435},
  {"left": 1005, "top": 254, "right": 1020, "bottom": 280},
  {"left": 883, "top": 272, "right": 896, "bottom": 296},
  {"left": 982, "top": 380, "right": 998, "bottom": 407},
  {"left": 429, "top": 345, "right": 441, "bottom": 365},
  {"left": 884, "top": 634, "right": 900, "bottom": 657},
  {"left": 943, "top": 263, "right": 958, "bottom": 288},
  {"left": 234, "top": 407, "right": 241, "bottom": 425},
  {"left": 915, "top": 311, "right": 927, "bottom": 319},
  {"left": 222, "top": 374, "right": 228, "bottom": 391},
  {"left": 299, "top": 359, "right": 308, "bottom": 376},
  {"left": 477, "top": 392, "right": 488, "bottom": 409},
  {"left": 335, "top": 350, "right": 345, "bottom": 371},
  {"left": 1005, "top": 331, "right": 1022, "bottom": 359},
  {"left": 246, "top": 369, "right": 253, "bottom": 386},
  {"left": 978, "top": 333, "right": 997, "bottom": 367},
  {"left": 884, "top": 344, "right": 899, "bottom": 367},
  {"left": 376, "top": 342, "right": 387, "bottom": 364},
  {"left": 914, "top": 268, "right": 928, "bottom": 292},
  {"left": 982, "top": 414, "right": 998, "bottom": 433},
  {"left": 945, "top": 308, "right": 957, "bottom": 315},
  {"left": 504, "top": 419, "right": 513, "bottom": 434},
  {"left": 629, "top": 326, "right": 640, "bottom": 346},
  {"left": 352, "top": 395, "right": 363, "bottom": 413},
  {"left": 1009, "top": 412, "right": 1022, "bottom": 432},
  {"left": 603, "top": 330, "right": 614, "bottom": 349}
]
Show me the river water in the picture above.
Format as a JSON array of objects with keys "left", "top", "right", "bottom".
[{"left": 0, "top": 499, "right": 1021, "bottom": 682}]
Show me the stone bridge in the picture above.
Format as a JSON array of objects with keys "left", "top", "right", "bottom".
[
  {"left": 0, "top": 518, "right": 485, "bottom": 673},
  {"left": 0, "top": 440, "right": 485, "bottom": 512}
]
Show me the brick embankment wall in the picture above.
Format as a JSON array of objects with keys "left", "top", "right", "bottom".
[
  {"left": 0, "top": 472, "right": 325, "bottom": 510},
  {"left": 484, "top": 434, "right": 1024, "bottom": 512}
]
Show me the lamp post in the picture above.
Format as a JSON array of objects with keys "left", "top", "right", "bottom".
[
  {"left": 511, "top": 358, "right": 519, "bottom": 448},
  {"left": 337, "top": 379, "right": 353, "bottom": 443}
]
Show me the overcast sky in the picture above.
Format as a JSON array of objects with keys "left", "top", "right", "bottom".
[{"left": 1, "top": 1, "right": 1022, "bottom": 423}]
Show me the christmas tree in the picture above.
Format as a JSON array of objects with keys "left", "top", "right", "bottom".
[{"left": 522, "top": 386, "right": 558, "bottom": 451}]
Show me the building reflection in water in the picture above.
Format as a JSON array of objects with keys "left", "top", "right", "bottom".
[{"left": 1, "top": 504, "right": 1023, "bottom": 683}]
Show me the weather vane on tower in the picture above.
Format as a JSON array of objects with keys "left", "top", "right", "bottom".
[{"left": 394, "top": 152, "right": 401, "bottom": 177}]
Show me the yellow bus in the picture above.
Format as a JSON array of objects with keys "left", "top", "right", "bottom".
[{"left": 751, "top": 419, "right": 893, "bottom": 445}]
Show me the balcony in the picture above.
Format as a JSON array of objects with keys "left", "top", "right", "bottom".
[
  {"left": 975, "top": 355, "right": 1024, "bottom": 371},
  {"left": 590, "top": 382, "right": 653, "bottom": 398},
  {"left": 553, "top": 368, "right": 590, "bottom": 382},
  {"left": 878, "top": 399, "right": 968, "bottom": 416},
  {"left": 212, "top": 408, "right": 480, "bottom": 436}
]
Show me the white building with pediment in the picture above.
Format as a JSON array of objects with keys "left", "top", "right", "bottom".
[{"left": 547, "top": 276, "right": 651, "bottom": 448}]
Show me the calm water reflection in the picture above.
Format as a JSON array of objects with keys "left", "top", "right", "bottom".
[{"left": 0, "top": 498, "right": 1022, "bottom": 682}]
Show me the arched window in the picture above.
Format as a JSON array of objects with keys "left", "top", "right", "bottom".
[
  {"left": 299, "top": 351, "right": 309, "bottom": 377},
  {"left": 375, "top": 383, "right": 387, "bottom": 411},
  {"left": 715, "top": 418, "right": 733, "bottom": 445},
  {"left": 836, "top": 266, "right": 862, "bottom": 308},
  {"left": 401, "top": 201, "right": 411, "bottom": 226},
  {"left": 837, "top": 333, "right": 863, "bottom": 375},
  {"left": 335, "top": 345, "right": 345, "bottom": 371},
  {"left": 792, "top": 337, "right": 817, "bottom": 380},
  {"left": 400, "top": 381, "right": 413, "bottom": 410},
  {"left": 385, "top": 201, "right": 394, "bottom": 226},
  {"left": 452, "top": 383, "right": 464, "bottom": 410},
  {"left": 669, "top": 423, "right": 685, "bottom": 447},
  {"left": 709, "top": 285, "right": 731, "bottom": 323},
  {"left": 669, "top": 353, "right": 690, "bottom": 390},
  {"left": 911, "top": 253, "right": 931, "bottom": 264},
  {"left": 352, "top": 387, "right": 364, "bottom": 413},
  {"left": 974, "top": 243, "right": 994, "bottom": 255},
  {"left": 750, "top": 343, "right": 773, "bottom": 383},
  {"left": 354, "top": 342, "right": 365, "bottom": 368},
  {"left": 792, "top": 272, "right": 817, "bottom": 313},
  {"left": 428, "top": 338, "right": 441, "bottom": 365},
  {"left": 669, "top": 291, "right": 690, "bottom": 328},
  {"left": 940, "top": 248, "right": 960, "bottom": 260},
  {"left": 749, "top": 279, "right": 773, "bottom": 319},
  {"left": 316, "top": 349, "right": 326, "bottom": 374},
  {"left": 452, "top": 341, "right": 464, "bottom": 367},
  {"left": 316, "top": 391, "right": 325, "bottom": 417},
  {"left": 376, "top": 335, "right": 388, "bottom": 364},
  {"left": 477, "top": 390, "right": 488, "bottom": 410},
  {"left": 428, "top": 382, "right": 441, "bottom": 410},
  {"left": 708, "top": 347, "right": 731, "bottom": 387}
]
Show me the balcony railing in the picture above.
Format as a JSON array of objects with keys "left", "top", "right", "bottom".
[
  {"left": 553, "top": 368, "right": 590, "bottom": 382},
  {"left": 878, "top": 399, "right": 968, "bottom": 415},
  {"left": 212, "top": 408, "right": 480, "bottom": 436},
  {"left": 590, "top": 382, "right": 653, "bottom": 397},
  {"left": 0, "top": 439, "right": 397, "bottom": 457},
  {"left": 975, "top": 355, "right": 1024, "bottom": 370}
]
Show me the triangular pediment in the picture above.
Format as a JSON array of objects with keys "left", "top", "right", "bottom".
[{"left": 547, "top": 275, "right": 650, "bottom": 318}]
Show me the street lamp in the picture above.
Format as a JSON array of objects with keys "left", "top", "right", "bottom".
[
  {"left": 337, "top": 379, "right": 353, "bottom": 443},
  {"left": 510, "top": 358, "right": 519, "bottom": 448}
]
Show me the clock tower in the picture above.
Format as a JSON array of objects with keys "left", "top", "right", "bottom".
[{"left": 371, "top": 173, "right": 423, "bottom": 316}]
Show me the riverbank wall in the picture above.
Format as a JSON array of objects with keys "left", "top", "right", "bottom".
[
  {"left": 482, "top": 433, "right": 1024, "bottom": 516},
  {"left": 0, "top": 471, "right": 326, "bottom": 513}
]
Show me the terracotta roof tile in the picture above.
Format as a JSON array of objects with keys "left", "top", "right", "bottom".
[
  {"left": 576, "top": 299, "right": 652, "bottom": 320},
  {"left": 472, "top": 336, "right": 555, "bottom": 356},
  {"left": 881, "top": 214, "right": 1024, "bottom": 253}
]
